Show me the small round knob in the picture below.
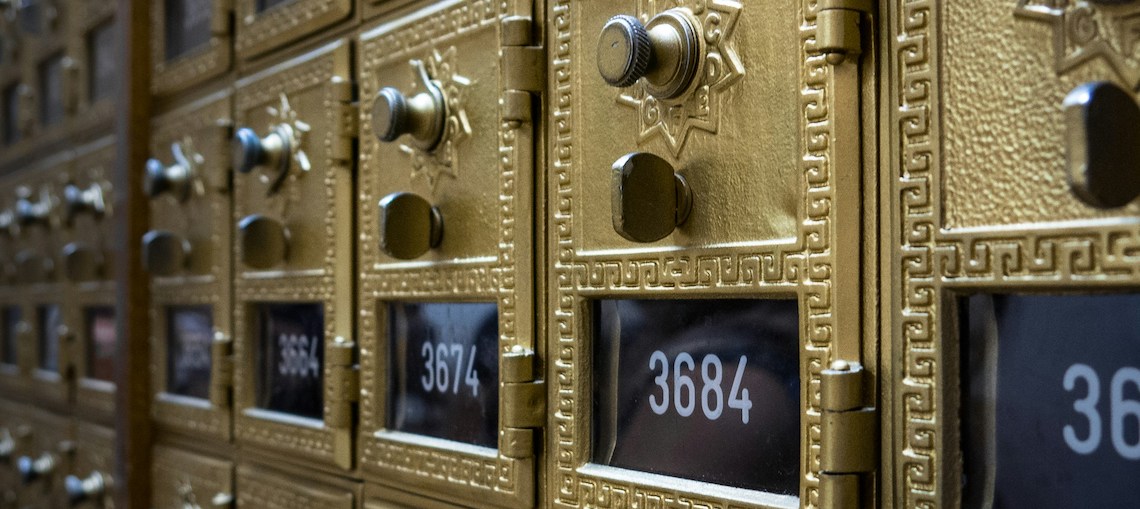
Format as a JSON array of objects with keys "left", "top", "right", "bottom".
[
  {"left": 61, "top": 242, "right": 103, "bottom": 282},
  {"left": 611, "top": 152, "right": 693, "bottom": 243},
  {"left": 371, "top": 69, "right": 447, "bottom": 151},
  {"left": 597, "top": 10, "right": 701, "bottom": 99},
  {"left": 378, "top": 192, "right": 443, "bottom": 260},
  {"left": 17, "top": 453, "right": 55, "bottom": 484},
  {"left": 14, "top": 249, "right": 52, "bottom": 283},
  {"left": 63, "top": 183, "right": 105, "bottom": 225},
  {"left": 1064, "top": 81, "right": 1140, "bottom": 209},
  {"left": 233, "top": 126, "right": 289, "bottom": 176},
  {"left": 15, "top": 193, "right": 51, "bottom": 227},
  {"left": 142, "top": 230, "right": 191, "bottom": 276},
  {"left": 65, "top": 471, "right": 105, "bottom": 506},
  {"left": 145, "top": 158, "right": 192, "bottom": 201},
  {"left": 238, "top": 214, "right": 289, "bottom": 270}
]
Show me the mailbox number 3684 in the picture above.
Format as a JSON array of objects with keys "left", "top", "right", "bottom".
[{"left": 1063, "top": 364, "right": 1140, "bottom": 460}]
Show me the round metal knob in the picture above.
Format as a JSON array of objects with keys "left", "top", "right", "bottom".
[
  {"left": 611, "top": 152, "right": 693, "bottom": 243},
  {"left": 15, "top": 194, "right": 51, "bottom": 227},
  {"left": 1064, "top": 81, "right": 1140, "bottom": 209},
  {"left": 145, "top": 157, "right": 192, "bottom": 201},
  {"left": 61, "top": 242, "right": 103, "bottom": 282},
  {"left": 63, "top": 183, "right": 105, "bottom": 225},
  {"left": 65, "top": 471, "right": 105, "bottom": 506},
  {"left": 378, "top": 192, "right": 443, "bottom": 260},
  {"left": 233, "top": 126, "right": 290, "bottom": 176},
  {"left": 17, "top": 453, "right": 55, "bottom": 484},
  {"left": 238, "top": 214, "right": 289, "bottom": 270},
  {"left": 371, "top": 63, "right": 447, "bottom": 150},
  {"left": 142, "top": 230, "right": 191, "bottom": 277},
  {"left": 597, "top": 10, "right": 701, "bottom": 99}
]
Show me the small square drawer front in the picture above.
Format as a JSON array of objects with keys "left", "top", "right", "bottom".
[
  {"left": 16, "top": 409, "right": 72, "bottom": 509},
  {"left": 152, "top": 445, "right": 234, "bottom": 509},
  {"left": 146, "top": 90, "right": 235, "bottom": 443},
  {"left": 548, "top": 0, "right": 872, "bottom": 508},
  {"left": 356, "top": 1, "right": 543, "bottom": 507},
  {"left": 68, "top": 421, "right": 113, "bottom": 508},
  {"left": 236, "top": 462, "right": 356, "bottom": 509},
  {"left": 233, "top": 0, "right": 351, "bottom": 60},
  {"left": 152, "top": 0, "right": 233, "bottom": 96},
  {"left": 231, "top": 39, "right": 356, "bottom": 471},
  {"left": 885, "top": 2, "right": 1140, "bottom": 507}
]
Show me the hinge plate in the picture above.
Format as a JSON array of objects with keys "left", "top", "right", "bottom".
[
  {"left": 817, "top": 0, "right": 871, "bottom": 64},
  {"left": 819, "top": 361, "right": 877, "bottom": 509},
  {"left": 501, "top": 348, "right": 544, "bottom": 458},
  {"left": 209, "top": 333, "right": 233, "bottom": 408},
  {"left": 326, "top": 338, "right": 358, "bottom": 429}
]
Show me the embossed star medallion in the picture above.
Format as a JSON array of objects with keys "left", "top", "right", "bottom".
[
  {"left": 266, "top": 92, "right": 312, "bottom": 182},
  {"left": 401, "top": 47, "right": 472, "bottom": 190},
  {"left": 1015, "top": 0, "right": 1140, "bottom": 88},
  {"left": 617, "top": 0, "right": 744, "bottom": 158}
]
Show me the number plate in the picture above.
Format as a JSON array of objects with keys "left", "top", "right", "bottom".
[
  {"left": 256, "top": 303, "right": 324, "bottom": 419},
  {"left": 1, "top": 306, "right": 18, "bottom": 365},
  {"left": 38, "top": 54, "right": 63, "bottom": 127},
  {"left": 37, "top": 305, "right": 60, "bottom": 372},
  {"left": 592, "top": 299, "right": 800, "bottom": 494},
  {"left": 167, "top": 306, "right": 213, "bottom": 399},
  {"left": 163, "top": 0, "right": 213, "bottom": 60},
  {"left": 961, "top": 294, "right": 1140, "bottom": 507},
  {"left": 388, "top": 302, "right": 499, "bottom": 448},
  {"left": 85, "top": 306, "right": 116, "bottom": 382},
  {"left": 87, "top": 22, "right": 118, "bottom": 102}
]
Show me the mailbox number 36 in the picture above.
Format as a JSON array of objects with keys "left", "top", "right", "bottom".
[{"left": 1063, "top": 364, "right": 1140, "bottom": 460}]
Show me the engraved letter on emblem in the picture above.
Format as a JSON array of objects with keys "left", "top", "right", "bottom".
[{"left": 1063, "top": 81, "right": 1140, "bottom": 209}]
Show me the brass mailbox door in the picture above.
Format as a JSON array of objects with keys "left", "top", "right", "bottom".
[
  {"left": 356, "top": 1, "right": 543, "bottom": 507},
  {"left": 68, "top": 422, "right": 113, "bottom": 508},
  {"left": 886, "top": 2, "right": 1140, "bottom": 507},
  {"left": 235, "top": 462, "right": 356, "bottom": 509},
  {"left": 231, "top": 40, "right": 356, "bottom": 470},
  {"left": 0, "top": 179, "right": 32, "bottom": 399},
  {"left": 147, "top": 90, "right": 235, "bottom": 443},
  {"left": 152, "top": 0, "right": 233, "bottom": 97},
  {"left": 233, "top": 0, "right": 351, "bottom": 60},
  {"left": 547, "top": 0, "right": 875, "bottom": 507},
  {"left": 152, "top": 445, "right": 234, "bottom": 509},
  {"left": 22, "top": 0, "right": 74, "bottom": 147},
  {"left": 68, "top": 0, "right": 116, "bottom": 136},
  {"left": 0, "top": 400, "right": 34, "bottom": 508},
  {"left": 66, "top": 138, "right": 117, "bottom": 421},
  {"left": 16, "top": 408, "right": 72, "bottom": 509}
]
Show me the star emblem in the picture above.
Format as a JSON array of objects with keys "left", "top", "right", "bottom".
[
  {"left": 1015, "top": 0, "right": 1140, "bottom": 89},
  {"left": 265, "top": 92, "right": 312, "bottom": 185},
  {"left": 171, "top": 136, "right": 207, "bottom": 198},
  {"left": 616, "top": 0, "right": 745, "bottom": 158},
  {"left": 401, "top": 47, "right": 472, "bottom": 190}
]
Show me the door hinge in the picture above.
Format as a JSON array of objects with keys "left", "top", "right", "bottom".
[
  {"left": 327, "top": 337, "right": 358, "bottom": 429},
  {"left": 820, "top": 360, "right": 877, "bottom": 509},
  {"left": 328, "top": 76, "right": 357, "bottom": 163},
  {"left": 817, "top": 0, "right": 871, "bottom": 65},
  {"left": 501, "top": 16, "right": 544, "bottom": 123},
  {"left": 209, "top": 332, "right": 233, "bottom": 408},
  {"left": 501, "top": 347, "right": 544, "bottom": 459}
]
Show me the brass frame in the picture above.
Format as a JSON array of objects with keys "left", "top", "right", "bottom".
[
  {"left": 148, "top": 89, "right": 235, "bottom": 443},
  {"left": 151, "top": 0, "right": 233, "bottom": 97},
  {"left": 233, "top": 0, "right": 352, "bottom": 60},
  {"left": 231, "top": 39, "right": 356, "bottom": 471},
  {"left": 355, "top": 1, "right": 541, "bottom": 507}
]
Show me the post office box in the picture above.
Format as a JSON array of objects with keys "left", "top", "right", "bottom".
[
  {"left": 236, "top": 461, "right": 357, "bottom": 509},
  {"left": 356, "top": 1, "right": 542, "bottom": 506},
  {"left": 146, "top": 90, "right": 235, "bottom": 442},
  {"left": 67, "top": 421, "right": 112, "bottom": 508},
  {"left": 152, "top": 445, "right": 234, "bottom": 509},
  {"left": 20, "top": 0, "right": 75, "bottom": 146},
  {"left": 68, "top": 0, "right": 117, "bottom": 137},
  {"left": 0, "top": 185, "right": 32, "bottom": 400},
  {"left": 65, "top": 138, "right": 117, "bottom": 421},
  {"left": 885, "top": 2, "right": 1140, "bottom": 507},
  {"left": 0, "top": 400, "right": 34, "bottom": 508},
  {"left": 152, "top": 0, "right": 233, "bottom": 97},
  {"left": 14, "top": 408, "right": 73, "bottom": 509},
  {"left": 230, "top": 40, "right": 355, "bottom": 470},
  {"left": 233, "top": 0, "right": 351, "bottom": 60},
  {"left": 546, "top": 1, "right": 874, "bottom": 508}
]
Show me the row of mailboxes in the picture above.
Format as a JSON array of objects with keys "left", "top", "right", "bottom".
[{"left": 0, "top": 400, "right": 113, "bottom": 508}]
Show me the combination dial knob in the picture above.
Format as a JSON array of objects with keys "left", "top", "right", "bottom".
[{"left": 597, "top": 10, "right": 702, "bottom": 99}]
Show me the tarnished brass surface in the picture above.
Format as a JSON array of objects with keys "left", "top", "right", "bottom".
[
  {"left": 151, "top": 445, "right": 233, "bottom": 509},
  {"left": 233, "top": 0, "right": 351, "bottom": 60},
  {"left": 235, "top": 461, "right": 356, "bottom": 509},
  {"left": 150, "top": 0, "right": 232, "bottom": 97}
]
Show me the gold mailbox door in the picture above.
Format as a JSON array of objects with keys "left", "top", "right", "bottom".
[
  {"left": 233, "top": 0, "right": 351, "bottom": 60},
  {"left": 231, "top": 39, "right": 356, "bottom": 470},
  {"left": 22, "top": 0, "right": 74, "bottom": 150},
  {"left": 152, "top": 0, "right": 233, "bottom": 97},
  {"left": 887, "top": 2, "right": 1140, "bottom": 507},
  {"left": 356, "top": 1, "right": 543, "bottom": 507},
  {"left": 147, "top": 90, "right": 235, "bottom": 443},
  {"left": 69, "top": 421, "right": 113, "bottom": 508},
  {"left": 68, "top": 0, "right": 116, "bottom": 136},
  {"left": 16, "top": 408, "right": 72, "bottom": 509},
  {"left": 66, "top": 138, "right": 117, "bottom": 421},
  {"left": 152, "top": 445, "right": 235, "bottom": 509},
  {"left": 235, "top": 462, "right": 357, "bottom": 509},
  {"left": 548, "top": 0, "right": 875, "bottom": 507}
]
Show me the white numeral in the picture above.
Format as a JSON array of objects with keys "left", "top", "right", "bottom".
[
  {"left": 277, "top": 334, "right": 320, "bottom": 379},
  {"left": 1062, "top": 363, "right": 1140, "bottom": 460},
  {"left": 419, "top": 341, "right": 480, "bottom": 398},
  {"left": 648, "top": 351, "right": 753, "bottom": 424},
  {"left": 1063, "top": 363, "right": 1101, "bottom": 455},
  {"left": 1110, "top": 367, "right": 1140, "bottom": 460}
]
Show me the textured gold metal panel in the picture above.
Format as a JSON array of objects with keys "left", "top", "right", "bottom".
[
  {"left": 151, "top": 445, "right": 234, "bottom": 509},
  {"left": 235, "top": 462, "right": 355, "bottom": 509},
  {"left": 233, "top": 0, "right": 353, "bottom": 60},
  {"left": 151, "top": 0, "right": 233, "bottom": 97}
]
